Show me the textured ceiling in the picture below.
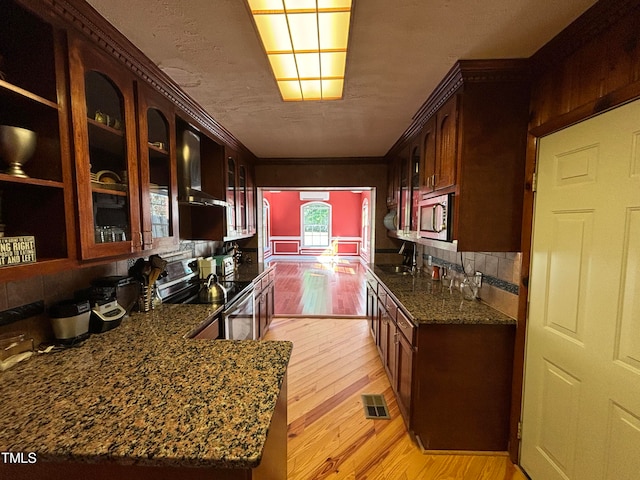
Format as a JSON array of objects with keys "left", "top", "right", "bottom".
[{"left": 86, "top": 0, "right": 596, "bottom": 159}]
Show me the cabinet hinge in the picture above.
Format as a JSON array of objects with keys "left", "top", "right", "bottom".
[
  {"left": 532, "top": 172, "right": 538, "bottom": 192},
  {"left": 517, "top": 421, "right": 523, "bottom": 440}
]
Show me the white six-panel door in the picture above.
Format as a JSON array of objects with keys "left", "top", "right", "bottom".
[{"left": 521, "top": 99, "right": 640, "bottom": 479}]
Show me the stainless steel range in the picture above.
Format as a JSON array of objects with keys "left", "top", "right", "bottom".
[{"left": 157, "top": 255, "right": 255, "bottom": 340}]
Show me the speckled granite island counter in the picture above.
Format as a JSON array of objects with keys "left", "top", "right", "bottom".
[{"left": 0, "top": 304, "right": 292, "bottom": 480}]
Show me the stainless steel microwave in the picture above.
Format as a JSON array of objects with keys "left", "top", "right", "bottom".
[{"left": 418, "top": 193, "right": 453, "bottom": 241}]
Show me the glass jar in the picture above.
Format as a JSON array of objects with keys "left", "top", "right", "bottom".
[{"left": 460, "top": 277, "right": 479, "bottom": 301}]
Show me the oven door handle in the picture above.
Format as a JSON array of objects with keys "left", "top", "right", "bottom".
[{"left": 223, "top": 289, "right": 254, "bottom": 314}]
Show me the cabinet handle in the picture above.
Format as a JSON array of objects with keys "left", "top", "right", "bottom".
[{"left": 394, "top": 332, "right": 399, "bottom": 345}]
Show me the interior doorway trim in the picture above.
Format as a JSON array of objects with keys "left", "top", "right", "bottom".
[{"left": 256, "top": 186, "right": 376, "bottom": 265}]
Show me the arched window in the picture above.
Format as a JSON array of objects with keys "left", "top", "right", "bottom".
[{"left": 301, "top": 202, "right": 331, "bottom": 247}]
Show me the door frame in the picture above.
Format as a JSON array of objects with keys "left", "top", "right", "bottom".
[
  {"left": 511, "top": 101, "right": 640, "bottom": 464},
  {"left": 255, "top": 187, "right": 376, "bottom": 265}
]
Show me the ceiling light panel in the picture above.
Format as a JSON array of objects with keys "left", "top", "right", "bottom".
[{"left": 247, "top": 0, "right": 352, "bottom": 101}]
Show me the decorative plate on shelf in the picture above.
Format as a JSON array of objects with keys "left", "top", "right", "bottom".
[{"left": 95, "top": 170, "right": 121, "bottom": 184}]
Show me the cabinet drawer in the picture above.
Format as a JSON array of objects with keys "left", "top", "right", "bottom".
[
  {"left": 396, "top": 309, "right": 415, "bottom": 345},
  {"left": 385, "top": 294, "right": 397, "bottom": 320},
  {"left": 377, "top": 287, "right": 386, "bottom": 304}
]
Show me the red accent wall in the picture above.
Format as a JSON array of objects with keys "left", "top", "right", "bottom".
[
  {"left": 264, "top": 191, "right": 363, "bottom": 236},
  {"left": 264, "top": 190, "right": 366, "bottom": 257},
  {"left": 267, "top": 191, "right": 301, "bottom": 236}
]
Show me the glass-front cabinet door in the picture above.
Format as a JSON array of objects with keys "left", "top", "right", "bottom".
[
  {"left": 238, "top": 164, "right": 247, "bottom": 234},
  {"left": 226, "top": 151, "right": 237, "bottom": 236},
  {"left": 68, "top": 34, "right": 141, "bottom": 259},
  {"left": 136, "top": 85, "right": 178, "bottom": 250}
]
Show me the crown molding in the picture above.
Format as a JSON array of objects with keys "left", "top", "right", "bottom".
[
  {"left": 26, "top": 0, "right": 252, "bottom": 158},
  {"left": 386, "top": 59, "right": 530, "bottom": 159}
]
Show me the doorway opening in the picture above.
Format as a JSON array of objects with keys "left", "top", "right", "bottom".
[
  {"left": 257, "top": 187, "right": 374, "bottom": 317},
  {"left": 257, "top": 187, "right": 376, "bottom": 264}
]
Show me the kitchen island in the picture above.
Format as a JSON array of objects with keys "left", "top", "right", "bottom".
[{"left": 0, "top": 304, "right": 292, "bottom": 480}]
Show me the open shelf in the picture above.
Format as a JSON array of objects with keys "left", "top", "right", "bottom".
[
  {"left": 91, "top": 183, "right": 128, "bottom": 196},
  {"left": 0, "top": 173, "right": 64, "bottom": 189},
  {"left": 0, "top": 80, "right": 59, "bottom": 110}
]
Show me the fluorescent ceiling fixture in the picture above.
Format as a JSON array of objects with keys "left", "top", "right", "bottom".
[{"left": 247, "top": 0, "right": 352, "bottom": 101}]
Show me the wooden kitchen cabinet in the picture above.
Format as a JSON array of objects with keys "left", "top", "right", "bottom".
[
  {"left": 375, "top": 289, "right": 414, "bottom": 426},
  {"left": 254, "top": 267, "right": 275, "bottom": 339},
  {"left": 0, "top": 1, "right": 76, "bottom": 281},
  {"left": 412, "top": 323, "right": 515, "bottom": 451},
  {"left": 368, "top": 269, "right": 513, "bottom": 451},
  {"left": 68, "top": 32, "right": 142, "bottom": 259},
  {"left": 389, "top": 60, "right": 530, "bottom": 251},
  {"left": 135, "top": 84, "right": 180, "bottom": 251},
  {"left": 179, "top": 135, "right": 256, "bottom": 242},
  {"left": 366, "top": 275, "right": 378, "bottom": 341},
  {"left": 394, "top": 309, "right": 414, "bottom": 422},
  {"left": 226, "top": 147, "right": 256, "bottom": 238},
  {"left": 421, "top": 95, "right": 457, "bottom": 192}
]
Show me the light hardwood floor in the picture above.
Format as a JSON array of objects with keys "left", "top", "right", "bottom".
[
  {"left": 270, "top": 260, "right": 366, "bottom": 317},
  {"left": 264, "top": 317, "right": 529, "bottom": 480}
]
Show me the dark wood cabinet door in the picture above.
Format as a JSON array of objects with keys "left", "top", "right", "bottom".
[
  {"left": 136, "top": 84, "right": 179, "bottom": 251},
  {"left": 434, "top": 95, "right": 458, "bottom": 190},
  {"left": 377, "top": 300, "right": 389, "bottom": 364},
  {"left": 225, "top": 149, "right": 237, "bottom": 236},
  {"left": 266, "top": 282, "right": 274, "bottom": 330},
  {"left": 366, "top": 284, "right": 377, "bottom": 338},
  {"left": 421, "top": 115, "right": 437, "bottom": 190},
  {"left": 237, "top": 163, "right": 248, "bottom": 234},
  {"left": 68, "top": 33, "right": 142, "bottom": 259},
  {"left": 396, "top": 329, "right": 413, "bottom": 423}
]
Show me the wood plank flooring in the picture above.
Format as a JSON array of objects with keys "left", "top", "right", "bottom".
[
  {"left": 264, "top": 317, "right": 529, "bottom": 480},
  {"left": 270, "top": 260, "right": 366, "bottom": 317}
]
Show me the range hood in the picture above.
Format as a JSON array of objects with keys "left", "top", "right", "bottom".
[{"left": 177, "top": 129, "right": 228, "bottom": 208}]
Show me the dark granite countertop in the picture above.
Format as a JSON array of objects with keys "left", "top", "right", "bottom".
[
  {"left": 0, "top": 304, "right": 292, "bottom": 469},
  {"left": 369, "top": 264, "right": 516, "bottom": 326},
  {"left": 230, "top": 262, "right": 273, "bottom": 284}
]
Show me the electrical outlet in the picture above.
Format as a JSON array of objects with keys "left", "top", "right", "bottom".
[
  {"left": 474, "top": 271, "right": 483, "bottom": 287},
  {"left": 427, "top": 255, "right": 432, "bottom": 266}
]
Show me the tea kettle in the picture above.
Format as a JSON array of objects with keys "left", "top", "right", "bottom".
[{"left": 199, "top": 274, "right": 228, "bottom": 304}]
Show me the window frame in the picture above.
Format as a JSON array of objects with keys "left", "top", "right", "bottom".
[{"left": 300, "top": 201, "right": 332, "bottom": 248}]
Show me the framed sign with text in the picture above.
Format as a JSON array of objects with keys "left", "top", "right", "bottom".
[{"left": 0, "top": 236, "right": 36, "bottom": 267}]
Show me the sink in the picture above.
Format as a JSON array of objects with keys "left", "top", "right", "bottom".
[{"left": 378, "top": 265, "right": 412, "bottom": 275}]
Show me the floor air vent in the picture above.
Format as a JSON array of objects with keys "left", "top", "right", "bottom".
[{"left": 361, "top": 394, "right": 390, "bottom": 419}]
